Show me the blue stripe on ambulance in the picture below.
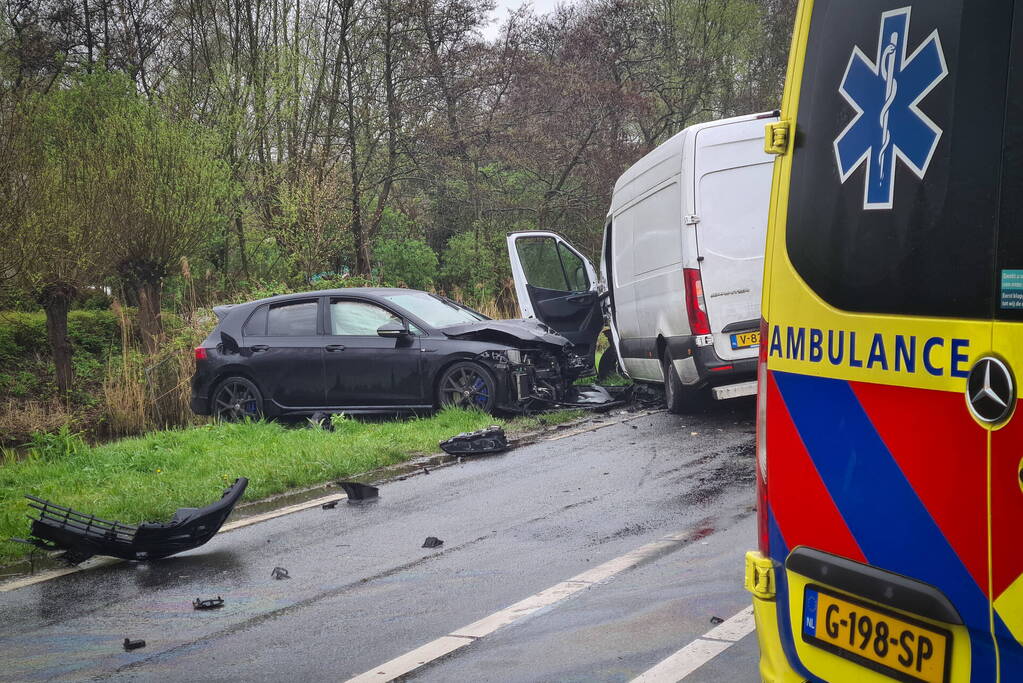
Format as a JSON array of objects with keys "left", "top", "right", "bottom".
[{"left": 773, "top": 371, "right": 997, "bottom": 681}]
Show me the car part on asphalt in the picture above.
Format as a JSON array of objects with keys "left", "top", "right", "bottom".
[
  {"left": 24, "top": 478, "right": 248, "bottom": 563},
  {"left": 123, "top": 638, "right": 146, "bottom": 651},
  {"left": 422, "top": 537, "right": 443, "bottom": 549},
  {"left": 271, "top": 566, "right": 290, "bottom": 580},
  {"left": 439, "top": 426, "right": 509, "bottom": 455},
  {"left": 193, "top": 596, "right": 225, "bottom": 610},
  {"left": 321, "top": 499, "right": 339, "bottom": 509},
  {"left": 338, "top": 481, "right": 378, "bottom": 502}
]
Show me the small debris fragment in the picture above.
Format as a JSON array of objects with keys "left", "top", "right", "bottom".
[
  {"left": 422, "top": 536, "right": 444, "bottom": 549},
  {"left": 439, "top": 426, "right": 508, "bottom": 455},
  {"left": 271, "top": 566, "right": 290, "bottom": 580},
  {"left": 631, "top": 425, "right": 638, "bottom": 430},
  {"left": 123, "top": 638, "right": 146, "bottom": 651},
  {"left": 423, "top": 466, "right": 430, "bottom": 475},
  {"left": 321, "top": 499, "right": 339, "bottom": 510},
  {"left": 338, "top": 482, "right": 379, "bottom": 502},
  {"left": 710, "top": 616, "right": 725, "bottom": 625},
  {"left": 193, "top": 596, "right": 225, "bottom": 610}
]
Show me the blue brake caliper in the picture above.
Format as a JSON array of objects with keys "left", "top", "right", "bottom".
[{"left": 473, "top": 378, "right": 489, "bottom": 407}]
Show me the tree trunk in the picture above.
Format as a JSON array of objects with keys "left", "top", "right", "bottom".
[
  {"left": 40, "top": 284, "right": 75, "bottom": 401},
  {"left": 137, "top": 279, "right": 164, "bottom": 354}
]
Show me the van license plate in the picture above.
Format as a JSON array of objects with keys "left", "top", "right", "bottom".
[
  {"left": 802, "top": 586, "right": 951, "bottom": 683},
  {"left": 730, "top": 331, "right": 760, "bottom": 349}
]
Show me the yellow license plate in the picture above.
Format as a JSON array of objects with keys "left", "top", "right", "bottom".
[
  {"left": 730, "top": 330, "right": 760, "bottom": 349},
  {"left": 802, "top": 586, "right": 951, "bottom": 683}
]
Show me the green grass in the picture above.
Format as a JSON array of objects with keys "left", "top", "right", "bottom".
[{"left": 0, "top": 407, "right": 582, "bottom": 566}]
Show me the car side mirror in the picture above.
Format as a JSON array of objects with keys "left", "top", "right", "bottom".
[{"left": 377, "top": 320, "right": 409, "bottom": 338}]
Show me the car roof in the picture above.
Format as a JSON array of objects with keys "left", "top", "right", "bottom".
[{"left": 213, "top": 288, "right": 431, "bottom": 321}]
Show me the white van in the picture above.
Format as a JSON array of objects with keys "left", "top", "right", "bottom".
[{"left": 508, "top": 111, "right": 777, "bottom": 412}]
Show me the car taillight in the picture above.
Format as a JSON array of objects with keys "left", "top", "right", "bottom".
[
  {"left": 194, "top": 347, "right": 208, "bottom": 361},
  {"left": 683, "top": 268, "right": 711, "bottom": 335},
  {"left": 756, "top": 316, "right": 769, "bottom": 554}
]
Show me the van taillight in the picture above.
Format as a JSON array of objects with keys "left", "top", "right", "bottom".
[
  {"left": 683, "top": 268, "right": 711, "bottom": 335},
  {"left": 194, "top": 347, "right": 208, "bottom": 361},
  {"left": 756, "top": 317, "right": 769, "bottom": 554}
]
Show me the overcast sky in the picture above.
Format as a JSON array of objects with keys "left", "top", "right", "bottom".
[{"left": 483, "top": 0, "right": 574, "bottom": 40}]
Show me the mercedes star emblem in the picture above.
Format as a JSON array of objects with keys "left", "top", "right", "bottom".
[{"left": 966, "top": 357, "right": 1015, "bottom": 424}]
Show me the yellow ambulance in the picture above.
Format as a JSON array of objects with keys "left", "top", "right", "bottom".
[{"left": 748, "top": 1, "right": 1023, "bottom": 681}]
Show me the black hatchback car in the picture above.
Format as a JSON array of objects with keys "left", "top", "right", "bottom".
[{"left": 190, "top": 288, "right": 590, "bottom": 420}]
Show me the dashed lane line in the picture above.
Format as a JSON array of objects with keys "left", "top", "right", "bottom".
[
  {"left": 631, "top": 606, "right": 756, "bottom": 682},
  {"left": 345, "top": 526, "right": 701, "bottom": 683}
]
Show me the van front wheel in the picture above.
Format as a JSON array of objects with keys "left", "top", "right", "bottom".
[{"left": 662, "top": 351, "right": 704, "bottom": 414}]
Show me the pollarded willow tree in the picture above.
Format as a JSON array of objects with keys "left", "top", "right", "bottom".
[
  {"left": 105, "top": 90, "right": 236, "bottom": 352},
  {"left": 14, "top": 70, "right": 235, "bottom": 401}
]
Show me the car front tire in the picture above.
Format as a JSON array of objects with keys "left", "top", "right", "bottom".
[{"left": 436, "top": 362, "right": 497, "bottom": 414}]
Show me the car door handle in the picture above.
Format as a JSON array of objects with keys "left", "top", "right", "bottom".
[
  {"left": 251, "top": 344, "right": 270, "bottom": 352},
  {"left": 325, "top": 344, "right": 346, "bottom": 352}
]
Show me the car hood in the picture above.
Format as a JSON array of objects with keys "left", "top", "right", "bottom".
[{"left": 441, "top": 319, "right": 572, "bottom": 349}]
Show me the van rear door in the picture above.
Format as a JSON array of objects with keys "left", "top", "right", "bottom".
[
  {"left": 506, "top": 231, "right": 603, "bottom": 359},
  {"left": 693, "top": 117, "right": 775, "bottom": 362}
]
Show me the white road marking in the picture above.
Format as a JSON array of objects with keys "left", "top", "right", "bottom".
[
  {"left": 346, "top": 527, "right": 699, "bottom": 683},
  {"left": 631, "top": 606, "right": 756, "bottom": 682}
]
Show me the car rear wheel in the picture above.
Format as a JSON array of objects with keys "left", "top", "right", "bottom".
[
  {"left": 437, "top": 362, "right": 497, "bottom": 413},
  {"left": 663, "top": 350, "right": 704, "bottom": 414},
  {"left": 211, "top": 376, "right": 263, "bottom": 422}
]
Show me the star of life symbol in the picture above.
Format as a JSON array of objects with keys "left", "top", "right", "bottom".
[{"left": 834, "top": 7, "right": 948, "bottom": 210}]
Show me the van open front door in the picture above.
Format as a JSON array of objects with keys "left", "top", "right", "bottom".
[{"left": 506, "top": 231, "right": 603, "bottom": 365}]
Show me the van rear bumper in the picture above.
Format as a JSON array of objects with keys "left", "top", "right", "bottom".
[{"left": 666, "top": 336, "right": 757, "bottom": 386}]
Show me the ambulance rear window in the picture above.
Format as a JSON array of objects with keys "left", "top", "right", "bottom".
[{"left": 785, "top": 0, "right": 1010, "bottom": 320}]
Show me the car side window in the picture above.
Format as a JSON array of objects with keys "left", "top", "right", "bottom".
[
  {"left": 267, "top": 300, "right": 318, "bottom": 336},
  {"left": 330, "top": 300, "right": 402, "bottom": 336},
  {"left": 243, "top": 305, "right": 268, "bottom": 336}
]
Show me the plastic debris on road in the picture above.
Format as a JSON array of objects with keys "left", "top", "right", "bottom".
[
  {"left": 421, "top": 537, "right": 444, "bottom": 549},
  {"left": 193, "top": 596, "right": 225, "bottom": 610},
  {"left": 23, "top": 478, "right": 248, "bottom": 563},
  {"left": 439, "top": 426, "right": 508, "bottom": 455}
]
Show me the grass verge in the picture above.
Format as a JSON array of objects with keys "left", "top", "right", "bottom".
[{"left": 0, "top": 407, "right": 583, "bottom": 566}]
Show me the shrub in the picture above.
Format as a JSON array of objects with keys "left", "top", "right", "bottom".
[{"left": 373, "top": 238, "right": 439, "bottom": 290}]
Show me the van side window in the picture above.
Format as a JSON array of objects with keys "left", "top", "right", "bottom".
[
  {"left": 559, "top": 244, "right": 589, "bottom": 291},
  {"left": 517, "top": 236, "right": 570, "bottom": 291},
  {"left": 267, "top": 300, "right": 319, "bottom": 336}
]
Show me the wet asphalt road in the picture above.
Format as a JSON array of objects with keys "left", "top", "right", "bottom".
[{"left": 0, "top": 400, "right": 760, "bottom": 682}]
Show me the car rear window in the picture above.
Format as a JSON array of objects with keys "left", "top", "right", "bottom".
[
  {"left": 785, "top": 0, "right": 1009, "bottom": 319},
  {"left": 243, "top": 306, "right": 268, "bottom": 336},
  {"left": 267, "top": 300, "right": 318, "bottom": 336}
]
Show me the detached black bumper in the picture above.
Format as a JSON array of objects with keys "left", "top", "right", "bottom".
[{"left": 25, "top": 478, "right": 248, "bottom": 562}]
